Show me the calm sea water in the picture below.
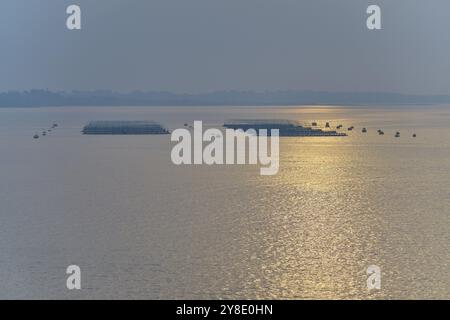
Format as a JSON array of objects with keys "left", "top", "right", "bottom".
[{"left": 1, "top": 105, "right": 450, "bottom": 299}]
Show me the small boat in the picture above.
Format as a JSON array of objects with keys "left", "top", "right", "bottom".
[
  {"left": 362, "top": 128, "right": 367, "bottom": 133},
  {"left": 33, "top": 134, "right": 39, "bottom": 139}
]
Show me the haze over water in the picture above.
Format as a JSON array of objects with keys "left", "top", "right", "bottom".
[{"left": 1, "top": 105, "right": 450, "bottom": 299}]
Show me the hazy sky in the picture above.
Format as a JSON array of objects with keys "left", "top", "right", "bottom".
[{"left": 1, "top": 0, "right": 449, "bottom": 94}]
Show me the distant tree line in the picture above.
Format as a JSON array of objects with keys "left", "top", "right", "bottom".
[{"left": 1, "top": 89, "right": 450, "bottom": 107}]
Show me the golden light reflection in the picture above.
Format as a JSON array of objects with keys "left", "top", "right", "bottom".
[{"left": 242, "top": 136, "right": 385, "bottom": 299}]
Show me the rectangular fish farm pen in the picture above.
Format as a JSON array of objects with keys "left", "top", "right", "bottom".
[
  {"left": 223, "top": 119, "right": 347, "bottom": 136},
  {"left": 82, "top": 121, "right": 170, "bottom": 135}
]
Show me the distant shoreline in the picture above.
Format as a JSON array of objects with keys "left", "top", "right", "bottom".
[
  {"left": 1, "top": 90, "right": 449, "bottom": 108},
  {"left": 0, "top": 103, "right": 442, "bottom": 109}
]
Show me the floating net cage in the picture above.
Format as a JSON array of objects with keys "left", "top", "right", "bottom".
[
  {"left": 223, "top": 119, "right": 346, "bottom": 136},
  {"left": 82, "top": 121, "right": 170, "bottom": 135}
]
